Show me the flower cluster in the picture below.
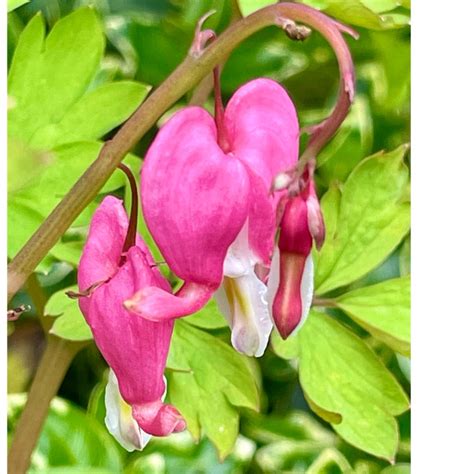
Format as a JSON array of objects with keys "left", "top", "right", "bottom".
[{"left": 77, "top": 78, "right": 325, "bottom": 450}]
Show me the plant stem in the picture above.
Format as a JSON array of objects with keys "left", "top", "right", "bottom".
[
  {"left": 8, "top": 336, "right": 86, "bottom": 474},
  {"left": 312, "top": 296, "right": 338, "bottom": 308},
  {"left": 7, "top": 2, "right": 355, "bottom": 302}
]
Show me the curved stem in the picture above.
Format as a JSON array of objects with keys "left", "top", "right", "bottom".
[
  {"left": 117, "top": 163, "right": 138, "bottom": 255},
  {"left": 8, "top": 336, "right": 87, "bottom": 474},
  {"left": 7, "top": 2, "right": 355, "bottom": 301}
]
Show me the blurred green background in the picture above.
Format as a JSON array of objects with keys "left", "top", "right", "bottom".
[{"left": 7, "top": 0, "right": 410, "bottom": 472}]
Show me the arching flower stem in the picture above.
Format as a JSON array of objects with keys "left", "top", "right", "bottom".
[{"left": 8, "top": 2, "right": 357, "bottom": 302}]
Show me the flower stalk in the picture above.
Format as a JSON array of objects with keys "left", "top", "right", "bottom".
[
  {"left": 7, "top": 2, "right": 356, "bottom": 303},
  {"left": 8, "top": 336, "right": 87, "bottom": 474}
]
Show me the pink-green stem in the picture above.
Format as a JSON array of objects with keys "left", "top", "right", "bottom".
[{"left": 7, "top": 3, "right": 355, "bottom": 302}]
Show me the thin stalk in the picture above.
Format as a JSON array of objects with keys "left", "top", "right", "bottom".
[
  {"left": 117, "top": 163, "right": 138, "bottom": 254},
  {"left": 7, "top": 3, "right": 355, "bottom": 302},
  {"left": 312, "top": 296, "right": 338, "bottom": 308},
  {"left": 7, "top": 337, "right": 87, "bottom": 474}
]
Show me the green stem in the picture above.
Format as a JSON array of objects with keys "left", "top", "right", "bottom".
[
  {"left": 8, "top": 337, "right": 87, "bottom": 474},
  {"left": 7, "top": 2, "right": 355, "bottom": 302},
  {"left": 312, "top": 296, "right": 338, "bottom": 308}
]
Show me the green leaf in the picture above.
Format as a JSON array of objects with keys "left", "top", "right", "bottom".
[
  {"left": 8, "top": 394, "right": 122, "bottom": 472},
  {"left": 8, "top": 9, "right": 148, "bottom": 270},
  {"left": 186, "top": 298, "right": 228, "bottom": 329},
  {"left": 167, "top": 321, "right": 260, "bottom": 459},
  {"left": 7, "top": 0, "right": 30, "bottom": 13},
  {"left": 45, "top": 286, "right": 92, "bottom": 341},
  {"left": 304, "top": 0, "right": 409, "bottom": 30},
  {"left": 237, "top": 0, "right": 409, "bottom": 29},
  {"left": 381, "top": 464, "right": 411, "bottom": 474},
  {"left": 30, "top": 81, "right": 150, "bottom": 149},
  {"left": 335, "top": 276, "right": 410, "bottom": 356},
  {"left": 237, "top": 0, "right": 274, "bottom": 17},
  {"left": 316, "top": 145, "right": 410, "bottom": 295},
  {"left": 8, "top": 9, "right": 104, "bottom": 142},
  {"left": 272, "top": 310, "right": 409, "bottom": 461}
]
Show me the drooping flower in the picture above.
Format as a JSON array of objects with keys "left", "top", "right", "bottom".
[
  {"left": 267, "top": 172, "right": 325, "bottom": 339},
  {"left": 77, "top": 195, "right": 185, "bottom": 449},
  {"left": 126, "top": 78, "right": 300, "bottom": 356}
]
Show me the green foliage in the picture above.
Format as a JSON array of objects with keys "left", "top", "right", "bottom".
[
  {"left": 335, "top": 277, "right": 411, "bottom": 356},
  {"left": 7, "top": 0, "right": 30, "bottom": 12},
  {"left": 8, "top": 0, "right": 411, "bottom": 471},
  {"left": 186, "top": 298, "right": 228, "bottom": 329},
  {"left": 8, "top": 8, "right": 149, "bottom": 271},
  {"left": 8, "top": 394, "right": 123, "bottom": 472},
  {"left": 44, "top": 287, "right": 93, "bottom": 341},
  {"left": 316, "top": 145, "right": 411, "bottom": 294},
  {"left": 237, "top": 0, "right": 410, "bottom": 29},
  {"left": 167, "top": 321, "right": 260, "bottom": 459},
  {"left": 272, "top": 310, "right": 409, "bottom": 461}
]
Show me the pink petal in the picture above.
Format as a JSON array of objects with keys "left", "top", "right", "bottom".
[
  {"left": 124, "top": 281, "right": 215, "bottom": 322},
  {"left": 267, "top": 196, "right": 314, "bottom": 339},
  {"left": 225, "top": 78, "right": 300, "bottom": 186},
  {"left": 141, "top": 107, "right": 251, "bottom": 287},
  {"left": 78, "top": 196, "right": 170, "bottom": 315},
  {"left": 132, "top": 402, "right": 186, "bottom": 437}
]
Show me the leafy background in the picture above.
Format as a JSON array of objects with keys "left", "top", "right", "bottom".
[{"left": 7, "top": 0, "right": 410, "bottom": 473}]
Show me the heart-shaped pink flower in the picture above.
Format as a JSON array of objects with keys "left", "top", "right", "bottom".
[{"left": 128, "top": 78, "right": 299, "bottom": 356}]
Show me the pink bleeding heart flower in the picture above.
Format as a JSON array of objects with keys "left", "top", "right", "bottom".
[
  {"left": 126, "top": 78, "right": 299, "bottom": 357},
  {"left": 77, "top": 195, "right": 186, "bottom": 448},
  {"left": 268, "top": 174, "right": 325, "bottom": 339}
]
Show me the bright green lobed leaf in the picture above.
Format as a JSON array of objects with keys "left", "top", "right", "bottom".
[
  {"left": 8, "top": 394, "right": 122, "bottom": 472},
  {"left": 45, "top": 286, "right": 92, "bottom": 341},
  {"left": 8, "top": 9, "right": 104, "bottom": 142},
  {"left": 336, "top": 276, "right": 411, "bottom": 356},
  {"left": 272, "top": 310, "right": 409, "bottom": 461},
  {"left": 316, "top": 145, "right": 411, "bottom": 295},
  {"left": 167, "top": 321, "right": 260, "bottom": 459},
  {"left": 8, "top": 10, "right": 149, "bottom": 271},
  {"left": 29, "top": 81, "right": 150, "bottom": 149}
]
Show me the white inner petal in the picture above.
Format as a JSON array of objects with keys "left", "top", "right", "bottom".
[
  {"left": 216, "top": 271, "right": 272, "bottom": 357},
  {"left": 104, "top": 370, "right": 152, "bottom": 452},
  {"left": 297, "top": 254, "right": 314, "bottom": 334},
  {"left": 223, "top": 220, "right": 257, "bottom": 278}
]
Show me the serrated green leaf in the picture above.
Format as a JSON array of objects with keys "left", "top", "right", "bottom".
[
  {"left": 335, "top": 276, "right": 410, "bottom": 356},
  {"left": 316, "top": 145, "right": 411, "bottom": 295},
  {"left": 45, "top": 286, "right": 92, "bottom": 341},
  {"left": 8, "top": 394, "right": 122, "bottom": 471},
  {"left": 272, "top": 310, "right": 409, "bottom": 461},
  {"left": 30, "top": 81, "right": 150, "bottom": 149},
  {"left": 167, "top": 321, "right": 260, "bottom": 459},
  {"left": 8, "top": 0, "right": 30, "bottom": 11}
]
